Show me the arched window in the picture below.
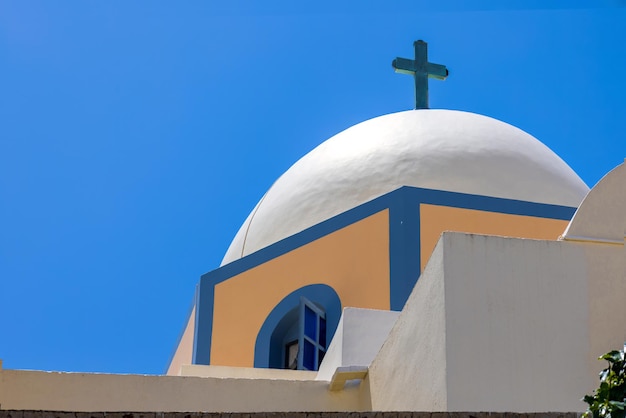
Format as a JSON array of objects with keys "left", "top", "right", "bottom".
[{"left": 254, "top": 284, "right": 341, "bottom": 370}]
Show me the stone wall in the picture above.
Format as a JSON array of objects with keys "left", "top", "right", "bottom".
[{"left": 0, "top": 412, "right": 580, "bottom": 418}]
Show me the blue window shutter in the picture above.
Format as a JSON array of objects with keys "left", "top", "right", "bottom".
[{"left": 297, "top": 297, "right": 327, "bottom": 371}]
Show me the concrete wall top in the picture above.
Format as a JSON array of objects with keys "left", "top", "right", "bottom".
[
  {"left": 0, "top": 412, "right": 582, "bottom": 418},
  {"left": 0, "top": 369, "right": 365, "bottom": 413},
  {"left": 179, "top": 364, "right": 316, "bottom": 380}
]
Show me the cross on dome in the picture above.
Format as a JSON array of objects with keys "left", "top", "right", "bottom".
[{"left": 392, "top": 40, "right": 449, "bottom": 109}]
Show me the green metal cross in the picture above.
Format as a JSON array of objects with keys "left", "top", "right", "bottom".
[{"left": 392, "top": 40, "right": 449, "bottom": 109}]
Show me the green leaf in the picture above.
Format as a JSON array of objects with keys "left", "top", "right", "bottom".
[
  {"left": 601, "top": 351, "right": 625, "bottom": 363},
  {"left": 584, "top": 349, "right": 626, "bottom": 418}
]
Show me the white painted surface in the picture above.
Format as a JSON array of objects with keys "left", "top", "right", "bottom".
[
  {"left": 222, "top": 110, "right": 588, "bottom": 265},
  {"left": 368, "top": 238, "right": 448, "bottom": 411},
  {"left": 0, "top": 368, "right": 366, "bottom": 412},
  {"left": 563, "top": 161, "right": 625, "bottom": 243},
  {"left": 369, "top": 232, "right": 625, "bottom": 412},
  {"left": 180, "top": 364, "right": 316, "bottom": 380},
  {"left": 442, "top": 233, "right": 591, "bottom": 412},
  {"left": 316, "top": 307, "right": 400, "bottom": 381}
]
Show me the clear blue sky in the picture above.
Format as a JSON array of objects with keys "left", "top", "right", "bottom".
[{"left": 1, "top": 1, "right": 625, "bottom": 375}]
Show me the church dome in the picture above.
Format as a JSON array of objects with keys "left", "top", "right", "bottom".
[{"left": 221, "top": 109, "right": 589, "bottom": 266}]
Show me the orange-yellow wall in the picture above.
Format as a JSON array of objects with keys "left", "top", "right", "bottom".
[
  {"left": 211, "top": 210, "right": 391, "bottom": 367},
  {"left": 419, "top": 204, "right": 570, "bottom": 270}
]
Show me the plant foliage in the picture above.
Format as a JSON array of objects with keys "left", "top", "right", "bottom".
[{"left": 583, "top": 349, "right": 626, "bottom": 418}]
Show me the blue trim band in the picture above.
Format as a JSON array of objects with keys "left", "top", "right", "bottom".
[
  {"left": 388, "top": 189, "right": 421, "bottom": 311},
  {"left": 193, "top": 281, "right": 213, "bottom": 365}
]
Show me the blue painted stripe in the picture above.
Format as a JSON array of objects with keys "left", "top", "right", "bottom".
[
  {"left": 412, "top": 187, "right": 577, "bottom": 220},
  {"left": 193, "top": 281, "right": 213, "bottom": 365},
  {"left": 388, "top": 190, "right": 421, "bottom": 311}
]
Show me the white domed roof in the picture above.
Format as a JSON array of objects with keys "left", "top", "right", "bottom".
[{"left": 221, "top": 109, "right": 589, "bottom": 266}]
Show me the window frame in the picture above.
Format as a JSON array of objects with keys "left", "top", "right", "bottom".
[{"left": 297, "top": 296, "right": 326, "bottom": 371}]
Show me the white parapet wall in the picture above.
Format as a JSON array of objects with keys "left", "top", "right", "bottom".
[
  {"left": 0, "top": 368, "right": 367, "bottom": 412},
  {"left": 180, "top": 364, "right": 316, "bottom": 380},
  {"left": 367, "top": 237, "right": 448, "bottom": 411},
  {"left": 368, "top": 231, "right": 625, "bottom": 412},
  {"left": 316, "top": 307, "right": 399, "bottom": 382}
]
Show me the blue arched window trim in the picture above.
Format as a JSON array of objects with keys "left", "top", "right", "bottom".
[{"left": 254, "top": 284, "right": 342, "bottom": 369}]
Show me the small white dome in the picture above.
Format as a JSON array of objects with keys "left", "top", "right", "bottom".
[{"left": 221, "top": 109, "right": 589, "bottom": 266}]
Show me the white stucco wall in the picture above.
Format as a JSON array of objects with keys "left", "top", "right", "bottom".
[
  {"left": 444, "top": 232, "right": 625, "bottom": 412},
  {"left": 443, "top": 233, "right": 591, "bottom": 412},
  {"left": 368, "top": 239, "right": 449, "bottom": 411},
  {"left": 0, "top": 368, "right": 366, "bottom": 412},
  {"left": 316, "top": 308, "right": 400, "bottom": 381},
  {"left": 368, "top": 231, "right": 625, "bottom": 412},
  {"left": 180, "top": 364, "right": 316, "bottom": 380}
]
